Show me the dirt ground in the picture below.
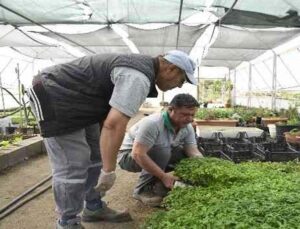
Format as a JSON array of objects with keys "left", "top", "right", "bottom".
[{"left": 0, "top": 108, "right": 161, "bottom": 229}]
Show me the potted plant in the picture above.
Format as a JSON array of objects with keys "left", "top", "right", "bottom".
[
  {"left": 225, "top": 98, "right": 232, "bottom": 108},
  {"left": 261, "top": 113, "right": 288, "bottom": 126},
  {"left": 194, "top": 108, "right": 238, "bottom": 127},
  {"left": 275, "top": 107, "right": 300, "bottom": 141},
  {"left": 284, "top": 128, "right": 300, "bottom": 145}
]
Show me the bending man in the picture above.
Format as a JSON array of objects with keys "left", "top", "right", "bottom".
[{"left": 27, "top": 51, "right": 197, "bottom": 228}]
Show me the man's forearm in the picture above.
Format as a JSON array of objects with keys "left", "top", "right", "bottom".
[
  {"left": 185, "top": 145, "right": 203, "bottom": 158},
  {"left": 100, "top": 123, "right": 127, "bottom": 172}
]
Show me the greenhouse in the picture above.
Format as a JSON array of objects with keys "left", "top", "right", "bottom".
[{"left": 0, "top": 1, "right": 300, "bottom": 228}]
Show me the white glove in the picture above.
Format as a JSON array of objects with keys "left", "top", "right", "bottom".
[{"left": 95, "top": 169, "right": 116, "bottom": 196}]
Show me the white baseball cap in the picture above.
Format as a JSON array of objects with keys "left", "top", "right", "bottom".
[{"left": 163, "top": 50, "right": 197, "bottom": 85}]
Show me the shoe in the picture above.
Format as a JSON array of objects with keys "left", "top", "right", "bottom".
[
  {"left": 81, "top": 202, "right": 132, "bottom": 223},
  {"left": 132, "top": 191, "right": 163, "bottom": 207},
  {"left": 56, "top": 218, "right": 84, "bottom": 229}
]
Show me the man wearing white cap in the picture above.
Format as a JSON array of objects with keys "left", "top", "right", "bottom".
[{"left": 28, "top": 50, "right": 197, "bottom": 228}]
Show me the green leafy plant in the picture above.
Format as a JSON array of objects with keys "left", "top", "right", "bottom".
[
  {"left": 0, "top": 140, "right": 10, "bottom": 148},
  {"left": 195, "top": 108, "right": 235, "bottom": 120},
  {"left": 145, "top": 158, "right": 300, "bottom": 229}
]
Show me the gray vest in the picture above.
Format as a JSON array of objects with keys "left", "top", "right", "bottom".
[{"left": 32, "top": 53, "right": 158, "bottom": 137}]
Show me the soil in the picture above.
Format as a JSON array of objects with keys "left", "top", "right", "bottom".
[{"left": 0, "top": 108, "right": 161, "bottom": 229}]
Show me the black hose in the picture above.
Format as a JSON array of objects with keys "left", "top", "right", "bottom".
[
  {"left": 0, "top": 183, "right": 52, "bottom": 220},
  {"left": 0, "top": 174, "right": 52, "bottom": 219}
]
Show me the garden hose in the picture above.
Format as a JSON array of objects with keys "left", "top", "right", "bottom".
[{"left": 0, "top": 174, "right": 52, "bottom": 220}]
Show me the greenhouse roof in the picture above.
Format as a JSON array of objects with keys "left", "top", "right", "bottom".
[{"left": 1, "top": 0, "right": 300, "bottom": 69}]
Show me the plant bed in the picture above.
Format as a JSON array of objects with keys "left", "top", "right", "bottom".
[
  {"left": 275, "top": 124, "right": 300, "bottom": 142},
  {"left": 145, "top": 158, "right": 300, "bottom": 229},
  {"left": 194, "top": 119, "right": 238, "bottom": 127},
  {"left": 284, "top": 132, "right": 300, "bottom": 145},
  {"left": 261, "top": 117, "right": 288, "bottom": 126},
  {"left": 0, "top": 133, "right": 37, "bottom": 150}
]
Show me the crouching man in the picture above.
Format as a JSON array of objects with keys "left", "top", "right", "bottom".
[{"left": 118, "top": 94, "right": 203, "bottom": 207}]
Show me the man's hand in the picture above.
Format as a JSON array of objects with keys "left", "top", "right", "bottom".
[
  {"left": 95, "top": 169, "right": 116, "bottom": 196},
  {"left": 161, "top": 172, "right": 179, "bottom": 189}
]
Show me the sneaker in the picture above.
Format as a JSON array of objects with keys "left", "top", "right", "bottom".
[
  {"left": 56, "top": 218, "right": 84, "bottom": 229},
  {"left": 132, "top": 191, "right": 163, "bottom": 207},
  {"left": 81, "top": 202, "right": 132, "bottom": 223}
]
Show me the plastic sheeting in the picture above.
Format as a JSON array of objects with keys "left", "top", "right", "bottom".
[
  {"left": 1, "top": 0, "right": 300, "bottom": 69},
  {"left": 201, "top": 25, "right": 300, "bottom": 69},
  {"left": 38, "top": 24, "right": 206, "bottom": 57},
  {"left": 0, "top": 0, "right": 206, "bottom": 25},
  {"left": 1, "top": 0, "right": 300, "bottom": 27},
  {"left": 0, "top": 25, "right": 48, "bottom": 47}
]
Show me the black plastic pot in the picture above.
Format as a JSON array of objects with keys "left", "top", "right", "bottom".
[
  {"left": 256, "top": 117, "right": 262, "bottom": 125},
  {"left": 5, "top": 127, "right": 17, "bottom": 134}
]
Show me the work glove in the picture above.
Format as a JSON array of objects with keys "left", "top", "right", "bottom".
[{"left": 95, "top": 169, "right": 116, "bottom": 197}]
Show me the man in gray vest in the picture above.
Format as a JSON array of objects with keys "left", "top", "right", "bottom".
[
  {"left": 28, "top": 50, "right": 197, "bottom": 228},
  {"left": 118, "top": 94, "right": 203, "bottom": 207}
]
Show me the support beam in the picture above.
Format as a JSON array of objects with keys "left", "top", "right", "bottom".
[
  {"left": 253, "top": 65, "right": 272, "bottom": 89},
  {"left": 16, "top": 63, "right": 24, "bottom": 127},
  {"left": 175, "top": 0, "right": 184, "bottom": 49},
  {"left": 271, "top": 53, "right": 277, "bottom": 110},
  {"left": 247, "top": 63, "right": 252, "bottom": 108},
  {"left": 233, "top": 69, "right": 236, "bottom": 106},
  {"left": 197, "top": 59, "right": 200, "bottom": 102},
  {"left": 262, "top": 60, "right": 283, "bottom": 88},
  {"left": 0, "top": 74, "right": 5, "bottom": 115},
  {"left": 278, "top": 55, "right": 300, "bottom": 85}
]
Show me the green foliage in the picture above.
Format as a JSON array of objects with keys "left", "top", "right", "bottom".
[
  {"left": 10, "top": 110, "right": 37, "bottom": 127},
  {"left": 145, "top": 158, "right": 300, "bottom": 229},
  {"left": 281, "top": 107, "right": 300, "bottom": 125},
  {"left": 195, "top": 107, "right": 278, "bottom": 123},
  {"left": 0, "top": 134, "right": 23, "bottom": 149},
  {"left": 0, "top": 140, "right": 10, "bottom": 148},
  {"left": 174, "top": 158, "right": 247, "bottom": 187},
  {"left": 200, "top": 79, "right": 233, "bottom": 102},
  {"left": 289, "top": 128, "right": 300, "bottom": 136},
  {"left": 195, "top": 108, "right": 235, "bottom": 120}
]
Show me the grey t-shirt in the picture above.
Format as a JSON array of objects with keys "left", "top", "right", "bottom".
[
  {"left": 109, "top": 66, "right": 151, "bottom": 117},
  {"left": 120, "top": 112, "right": 197, "bottom": 152}
]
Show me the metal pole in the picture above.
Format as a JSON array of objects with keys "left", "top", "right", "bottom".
[
  {"left": 16, "top": 63, "right": 23, "bottom": 127},
  {"left": 197, "top": 59, "right": 200, "bottom": 102},
  {"left": 277, "top": 55, "right": 300, "bottom": 85},
  {"left": 233, "top": 69, "right": 236, "bottom": 106},
  {"left": 228, "top": 69, "right": 231, "bottom": 106},
  {"left": 0, "top": 73, "right": 5, "bottom": 116},
  {"left": 221, "top": 77, "right": 225, "bottom": 105},
  {"left": 271, "top": 53, "right": 277, "bottom": 110},
  {"left": 0, "top": 58, "right": 13, "bottom": 116},
  {"left": 248, "top": 63, "right": 252, "bottom": 108}
]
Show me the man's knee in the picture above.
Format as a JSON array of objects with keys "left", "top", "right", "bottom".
[{"left": 118, "top": 151, "right": 142, "bottom": 173}]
